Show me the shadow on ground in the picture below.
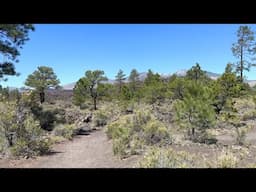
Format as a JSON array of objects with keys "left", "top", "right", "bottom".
[{"left": 43, "top": 151, "right": 63, "bottom": 156}]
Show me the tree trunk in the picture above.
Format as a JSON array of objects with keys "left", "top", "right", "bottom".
[
  {"left": 192, "top": 127, "right": 195, "bottom": 137},
  {"left": 240, "top": 45, "right": 243, "bottom": 82},
  {"left": 119, "top": 81, "right": 122, "bottom": 94},
  {"left": 39, "top": 91, "right": 45, "bottom": 104},
  {"left": 6, "top": 133, "right": 13, "bottom": 147},
  {"left": 93, "top": 97, "right": 97, "bottom": 110}
]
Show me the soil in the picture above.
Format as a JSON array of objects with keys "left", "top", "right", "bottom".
[{"left": 0, "top": 129, "right": 141, "bottom": 168}]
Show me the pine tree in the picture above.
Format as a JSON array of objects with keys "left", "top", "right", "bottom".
[
  {"left": 143, "top": 69, "right": 165, "bottom": 103},
  {"left": 128, "top": 69, "right": 140, "bottom": 98},
  {"left": 25, "top": 66, "right": 60, "bottom": 104},
  {"left": 144, "top": 69, "right": 161, "bottom": 86},
  {"left": 217, "top": 63, "right": 239, "bottom": 98},
  {"left": 73, "top": 70, "right": 107, "bottom": 110},
  {"left": 175, "top": 81, "right": 215, "bottom": 141},
  {"left": 232, "top": 25, "right": 256, "bottom": 82},
  {"left": 0, "top": 24, "right": 35, "bottom": 83},
  {"left": 168, "top": 77, "right": 186, "bottom": 100},
  {"left": 115, "top": 69, "right": 126, "bottom": 94},
  {"left": 186, "top": 63, "right": 208, "bottom": 82},
  {"left": 212, "top": 63, "right": 244, "bottom": 114}
]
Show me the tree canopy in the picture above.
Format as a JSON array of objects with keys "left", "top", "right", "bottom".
[
  {"left": 0, "top": 24, "right": 35, "bottom": 82},
  {"left": 115, "top": 69, "right": 126, "bottom": 94},
  {"left": 25, "top": 66, "right": 60, "bottom": 103},
  {"left": 73, "top": 70, "right": 107, "bottom": 110},
  {"left": 232, "top": 25, "right": 256, "bottom": 82}
]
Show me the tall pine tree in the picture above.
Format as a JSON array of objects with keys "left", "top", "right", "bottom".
[
  {"left": 232, "top": 25, "right": 256, "bottom": 82},
  {"left": 73, "top": 70, "right": 107, "bottom": 110},
  {"left": 25, "top": 66, "right": 60, "bottom": 104},
  {"left": 115, "top": 69, "right": 126, "bottom": 94}
]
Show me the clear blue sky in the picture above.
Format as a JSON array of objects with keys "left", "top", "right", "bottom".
[{"left": 2, "top": 24, "right": 256, "bottom": 88}]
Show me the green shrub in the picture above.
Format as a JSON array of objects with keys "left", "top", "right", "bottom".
[
  {"left": 106, "top": 116, "right": 131, "bottom": 157},
  {"left": 20, "top": 90, "right": 40, "bottom": 108},
  {"left": 50, "top": 135, "right": 66, "bottom": 144},
  {"left": 0, "top": 101, "right": 52, "bottom": 157},
  {"left": 194, "top": 131, "right": 217, "bottom": 144},
  {"left": 106, "top": 115, "right": 137, "bottom": 157},
  {"left": 174, "top": 81, "right": 216, "bottom": 142},
  {"left": 216, "top": 149, "right": 238, "bottom": 168},
  {"left": 0, "top": 133, "right": 6, "bottom": 154},
  {"left": 106, "top": 109, "right": 171, "bottom": 157},
  {"left": 130, "top": 135, "right": 145, "bottom": 155},
  {"left": 53, "top": 124, "right": 76, "bottom": 140},
  {"left": 241, "top": 111, "right": 256, "bottom": 121},
  {"left": 64, "top": 109, "right": 84, "bottom": 124},
  {"left": 11, "top": 137, "right": 51, "bottom": 157},
  {"left": 234, "top": 127, "right": 247, "bottom": 146},
  {"left": 131, "top": 109, "right": 152, "bottom": 132},
  {"left": 30, "top": 104, "right": 58, "bottom": 131},
  {"left": 139, "top": 147, "right": 196, "bottom": 168},
  {"left": 80, "top": 103, "right": 89, "bottom": 110},
  {"left": 13, "top": 114, "right": 51, "bottom": 157},
  {"left": 93, "top": 112, "right": 108, "bottom": 127},
  {"left": 106, "top": 115, "right": 132, "bottom": 139},
  {"left": 38, "top": 110, "right": 56, "bottom": 131},
  {"left": 143, "top": 120, "right": 170, "bottom": 145},
  {"left": 54, "top": 109, "right": 66, "bottom": 124},
  {"left": 113, "top": 136, "right": 130, "bottom": 157}
]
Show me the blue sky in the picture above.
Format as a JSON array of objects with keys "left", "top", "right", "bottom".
[{"left": 2, "top": 24, "right": 256, "bottom": 88}]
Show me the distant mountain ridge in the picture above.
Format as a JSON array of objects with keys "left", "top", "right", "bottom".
[
  {"left": 4, "top": 70, "right": 256, "bottom": 91},
  {"left": 174, "top": 69, "right": 221, "bottom": 80},
  {"left": 61, "top": 83, "right": 75, "bottom": 90}
]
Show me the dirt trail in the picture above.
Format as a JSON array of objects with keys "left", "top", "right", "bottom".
[{"left": 0, "top": 130, "right": 141, "bottom": 168}]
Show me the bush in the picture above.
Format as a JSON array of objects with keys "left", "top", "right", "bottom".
[
  {"left": 64, "top": 109, "right": 84, "bottom": 124},
  {"left": 234, "top": 127, "right": 247, "bottom": 146},
  {"left": 12, "top": 114, "right": 51, "bottom": 157},
  {"left": 53, "top": 108, "right": 66, "bottom": 124},
  {"left": 194, "top": 131, "right": 217, "bottom": 144},
  {"left": 131, "top": 109, "right": 152, "bottom": 132},
  {"left": 106, "top": 116, "right": 131, "bottom": 158},
  {"left": 106, "top": 109, "right": 171, "bottom": 157},
  {"left": 80, "top": 103, "right": 89, "bottom": 110},
  {"left": 0, "top": 101, "right": 52, "bottom": 157},
  {"left": 53, "top": 124, "right": 76, "bottom": 140},
  {"left": 21, "top": 90, "right": 40, "bottom": 108},
  {"left": 143, "top": 120, "right": 170, "bottom": 145},
  {"left": 50, "top": 135, "right": 66, "bottom": 144},
  {"left": 93, "top": 112, "right": 108, "bottom": 127},
  {"left": 106, "top": 115, "right": 132, "bottom": 139},
  {"left": 30, "top": 104, "right": 58, "bottom": 131},
  {"left": 38, "top": 110, "right": 56, "bottom": 131},
  {"left": 174, "top": 81, "right": 216, "bottom": 142},
  {"left": 113, "top": 136, "right": 130, "bottom": 157},
  {"left": 130, "top": 135, "right": 145, "bottom": 155},
  {"left": 0, "top": 133, "right": 7, "bottom": 154},
  {"left": 216, "top": 149, "right": 238, "bottom": 168},
  {"left": 107, "top": 114, "right": 142, "bottom": 157},
  {"left": 138, "top": 147, "right": 196, "bottom": 168},
  {"left": 11, "top": 137, "right": 51, "bottom": 157},
  {"left": 241, "top": 111, "right": 256, "bottom": 121},
  {"left": 168, "top": 77, "right": 186, "bottom": 100}
]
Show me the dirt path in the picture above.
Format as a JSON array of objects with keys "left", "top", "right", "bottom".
[{"left": 0, "top": 130, "right": 141, "bottom": 168}]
